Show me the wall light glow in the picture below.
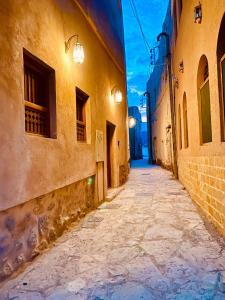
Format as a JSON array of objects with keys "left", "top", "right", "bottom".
[
  {"left": 128, "top": 116, "right": 137, "bottom": 128},
  {"left": 73, "top": 43, "right": 85, "bottom": 64},
  {"left": 112, "top": 87, "right": 123, "bottom": 103},
  {"left": 65, "top": 34, "right": 85, "bottom": 64}
]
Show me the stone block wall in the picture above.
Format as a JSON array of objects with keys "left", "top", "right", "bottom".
[
  {"left": 179, "top": 157, "right": 225, "bottom": 237},
  {"left": 0, "top": 176, "right": 95, "bottom": 282}
]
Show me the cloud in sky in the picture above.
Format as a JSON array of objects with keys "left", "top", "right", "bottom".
[
  {"left": 129, "top": 86, "right": 144, "bottom": 96},
  {"left": 122, "top": 0, "right": 168, "bottom": 121}
]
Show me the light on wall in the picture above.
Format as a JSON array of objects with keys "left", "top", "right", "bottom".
[
  {"left": 111, "top": 87, "right": 123, "bottom": 103},
  {"left": 65, "top": 34, "right": 85, "bottom": 64},
  {"left": 194, "top": 3, "right": 202, "bottom": 24},
  {"left": 128, "top": 116, "right": 137, "bottom": 128},
  {"left": 179, "top": 61, "right": 184, "bottom": 73}
]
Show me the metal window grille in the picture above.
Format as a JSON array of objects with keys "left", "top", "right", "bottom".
[
  {"left": 76, "top": 88, "right": 88, "bottom": 142},
  {"left": 24, "top": 57, "right": 49, "bottom": 136}
]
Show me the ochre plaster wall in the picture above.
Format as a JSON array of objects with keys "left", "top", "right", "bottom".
[
  {"left": 151, "top": 72, "right": 173, "bottom": 169},
  {"left": 0, "top": 0, "right": 128, "bottom": 212}
]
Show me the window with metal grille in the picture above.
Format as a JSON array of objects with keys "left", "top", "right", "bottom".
[
  {"left": 23, "top": 49, "right": 56, "bottom": 138},
  {"left": 76, "top": 88, "right": 89, "bottom": 142}
]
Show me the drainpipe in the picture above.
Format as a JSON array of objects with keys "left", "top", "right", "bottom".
[
  {"left": 144, "top": 91, "right": 153, "bottom": 164},
  {"left": 157, "top": 32, "right": 178, "bottom": 179}
]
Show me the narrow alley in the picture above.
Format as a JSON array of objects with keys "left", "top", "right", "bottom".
[{"left": 1, "top": 163, "right": 225, "bottom": 300}]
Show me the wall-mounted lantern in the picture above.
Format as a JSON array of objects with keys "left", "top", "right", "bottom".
[
  {"left": 65, "top": 34, "right": 85, "bottom": 64},
  {"left": 166, "top": 124, "right": 172, "bottom": 132},
  {"left": 194, "top": 3, "right": 202, "bottom": 24},
  {"left": 179, "top": 61, "right": 184, "bottom": 73},
  {"left": 128, "top": 116, "right": 137, "bottom": 128},
  {"left": 172, "top": 75, "right": 179, "bottom": 88},
  {"left": 111, "top": 87, "right": 123, "bottom": 103}
]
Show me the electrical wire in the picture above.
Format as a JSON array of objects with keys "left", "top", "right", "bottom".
[
  {"left": 127, "top": 0, "right": 163, "bottom": 110},
  {"left": 128, "top": 0, "right": 151, "bottom": 55},
  {"left": 128, "top": 0, "right": 160, "bottom": 76}
]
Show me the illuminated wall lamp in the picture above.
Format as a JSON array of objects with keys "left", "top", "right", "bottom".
[
  {"left": 65, "top": 34, "right": 85, "bottom": 64},
  {"left": 128, "top": 116, "right": 137, "bottom": 128},
  {"left": 111, "top": 87, "right": 123, "bottom": 103},
  {"left": 179, "top": 61, "right": 184, "bottom": 73},
  {"left": 194, "top": 3, "right": 202, "bottom": 24}
]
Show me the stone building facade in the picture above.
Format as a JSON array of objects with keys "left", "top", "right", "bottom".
[
  {"left": 147, "top": 0, "right": 225, "bottom": 237},
  {"left": 128, "top": 106, "right": 143, "bottom": 160},
  {"left": 0, "top": 0, "right": 128, "bottom": 281},
  {"left": 147, "top": 6, "right": 173, "bottom": 168}
]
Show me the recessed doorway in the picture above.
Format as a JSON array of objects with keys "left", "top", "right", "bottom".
[{"left": 106, "top": 121, "right": 116, "bottom": 188}]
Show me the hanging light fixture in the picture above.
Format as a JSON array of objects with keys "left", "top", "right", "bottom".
[
  {"left": 65, "top": 34, "right": 85, "bottom": 64},
  {"left": 179, "top": 61, "right": 184, "bottom": 73},
  {"left": 194, "top": 2, "right": 202, "bottom": 24},
  {"left": 128, "top": 116, "right": 137, "bottom": 128},
  {"left": 111, "top": 86, "right": 123, "bottom": 103}
]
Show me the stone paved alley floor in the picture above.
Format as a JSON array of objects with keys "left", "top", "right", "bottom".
[{"left": 1, "top": 163, "right": 225, "bottom": 300}]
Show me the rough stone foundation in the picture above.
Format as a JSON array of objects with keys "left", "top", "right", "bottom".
[
  {"left": 119, "top": 163, "right": 129, "bottom": 186},
  {"left": 0, "top": 176, "right": 95, "bottom": 282},
  {"left": 179, "top": 156, "right": 225, "bottom": 237},
  {"left": 156, "top": 158, "right": 172, "bottom": 172}
]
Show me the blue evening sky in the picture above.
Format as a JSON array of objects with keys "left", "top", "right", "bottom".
[{"left": 122, "top": 0, "right": 168, "bottom": 121}]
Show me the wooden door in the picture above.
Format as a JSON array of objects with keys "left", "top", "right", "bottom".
[
  {"left": 97, "top": 162, "right": 104, "bottom": 203},
  {"left": 106, "top": 122, "right": 115, "bottom": 188}
]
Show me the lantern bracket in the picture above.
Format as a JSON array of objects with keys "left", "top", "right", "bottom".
[
  {"left": 194, "top": 2, "right": 202, "bottom": 24},
  {"left": 65, "top": 34, "right": 79, "bottom": 52}
]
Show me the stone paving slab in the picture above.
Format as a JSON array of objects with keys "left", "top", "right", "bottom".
[{"left": 1, "top": 165, "right": 225, "bottom": 299}]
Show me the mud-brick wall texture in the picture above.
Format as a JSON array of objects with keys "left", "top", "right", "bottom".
[
  {"left": 148, "top": 0, "right": 225, "bottom": 239},
  {"left": 173, "top": 1, "right": 225, "bottom": 238},
  {"left": 179, "top": 157, "right": 225, "bottom": 237},
  {"left": 0, "top": 177, "right": 95, "bottom": 281},
  {"left": 119, "top": 164, "right": 129, "bottom": 186}
]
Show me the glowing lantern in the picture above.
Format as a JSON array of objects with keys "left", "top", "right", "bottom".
[
  {"left": 73, "top": 42, "right": 85, "bottom": 64},
  {"left": 128, "top": 116, "right": 137, "bottom": 128},
  {"left": 65, "top": 34, "right": 85, "bottom": 64},
  {"left": 112, "top": 87, "right": 123, "bottom": 103}
]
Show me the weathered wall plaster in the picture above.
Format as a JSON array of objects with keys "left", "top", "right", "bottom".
[
  {"left": 148, "top": 0, "right": 225, "bottom": 236},
  {"left": 0, "top": 0, "right": 128, "bottom": 211},
  {"left": 0, "top": 177, "right": 95, "bottom": 282},
  {"left": 0, "top": 0, "right": 128, "bottom": 281}
]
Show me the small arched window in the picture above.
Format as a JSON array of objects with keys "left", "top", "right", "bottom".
[
  {"left": 178, "top": 104, "right": 182, "bottom": 149},
  {"left": 183, "top": 93, "right": 189, "bottom": 148},
  {"left": 217, "top": 14, "right": 225, "bottom": 141},
  {"left": 197, "top": 55, "right": 212, "bottom": 144}
]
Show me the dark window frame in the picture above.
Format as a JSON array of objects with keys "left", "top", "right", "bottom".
[
  {"left": 183, "top": 93, "right": 189, "bottom": 148},
  {"left": 219, "top": 54, "right": 225, "bottom": 141},
  {"left": 199, "top": 73, "right": 212, "bottom": 144},
  {"left": 173, "top": 1, "right": 178, "bottom": 41},
  {"left": 76, "top": 87, "right": 89, "bottom": 143},
  {"left": 178, "top": 0, "right": 183, "bottom": 19},
  {"left": 23, "top": 49, "right": 56, "bottom": 138},
  {"left": 178, "top": 104, "right": 182, "bottom": 150},
  {"left": 197, "top": 56, "right": 212, "bottom": 145}
]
